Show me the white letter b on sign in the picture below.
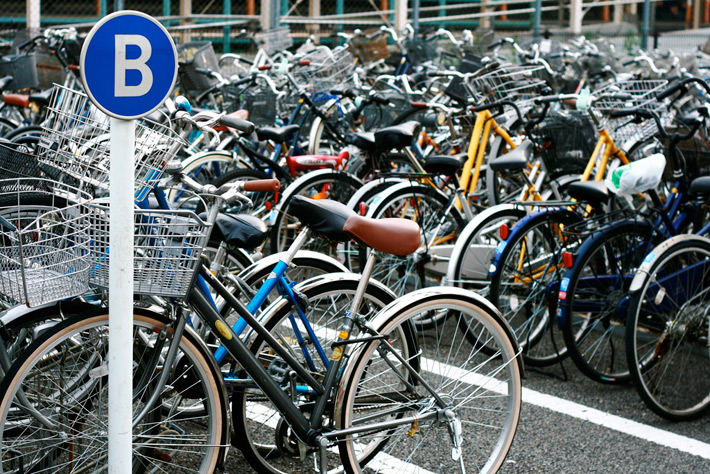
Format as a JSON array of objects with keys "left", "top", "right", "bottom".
[{"left": 115, "top": 35, "right": 153, "bottom": 97}]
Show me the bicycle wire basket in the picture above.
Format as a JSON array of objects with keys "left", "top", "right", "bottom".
[
  {"left": 88, "top": 200, "right": 211, "bottom": 298},
  {"left": 607, "top": 116, "right": 661, "bottom": 152},
  {"left": 0, "top": 178, "right": 93, "bottom": 307},
  {"left": 177, "top": 41, "right": 221, "bottom": 98},
  {"left": 468, "top": 63, "right": 547, "bottom": 106},
  {"left": 593, "top": 79, "right": 669, "bottom": 113},
  {"left": 295, "top": 46, "right": 356, "bottom": 92},
  {"left": 255, "top": 26, "right": 293, "bottom": 56},
  {"left": 37, "top": 85, "right": 186, "bottom": 200}
]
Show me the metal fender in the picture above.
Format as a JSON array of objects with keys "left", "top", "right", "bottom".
[
  {"left": 445, "top": 204, "right": 527, "bottom": 284},
  {"left": 629, "top": 234, "right": 710, "bottom": 293}
]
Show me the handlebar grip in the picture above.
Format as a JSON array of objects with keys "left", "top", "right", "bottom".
[
  {"left": 372, "top": 94, "right": 390, "bottom": 105},
  {"left": 195, "top": 68, "right": 213, "bottom": 76},
  {"left": 487, "top": 40, "right": 504, "bottom": 50},
  {"left": 608, "top": 108, "right": 653, "bottom": 119},
  {"left": 243, "top": 179, "right": 280, "bottom": 193},
  {"left": 482, "top": 60, "right": 500, "bottom": 72},
  {"left": 231, "top": 76, "right": 253, "bottom": 87},
  {"left": 330, "top": 89, "right": 356, "bottom": 99},
  {"left": 622, "top": 59, "right": 636, "bottom": 67},
  {"left": 17, "top": 35, "right": 43, "bottom": 51},
  {"left": 612, "top": 92, "right": 633, "bottom": 101},
  {"left": 534, "top": 95, "right": 563, "bottom": 104},
  {"left": 656, "top": 81, "right": 685, "bottom": 100},
  {"left": 220, "top": 115, "right": 255, "bottom": 134}
]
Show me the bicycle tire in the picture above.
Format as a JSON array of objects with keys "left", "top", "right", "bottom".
[
  {"left": 625, "top": 235, "right": 710, "bottom": 421},
  {"left": 0, "top": 309, "right": 228, "bottom": 474},
  {"left": 231, "top": 275, "right": 398, "bottom": 474},
  {"left": 336, "top": 286, "right": 522, "bottom": 474},
  {"left": 364, "top": 181, "right": 466, "bottom": 298},
  {"left": 488, "top": 208, "right": 583, "bottom": 366},
  {"left": 559, "top": 219, "right": 657, "bottom": 384},
  {"left": 269, "top": 169, "right": 363, "bottom": 255},
  {"left": 447, "top": 204, "right": 527, "bottom": 295}
]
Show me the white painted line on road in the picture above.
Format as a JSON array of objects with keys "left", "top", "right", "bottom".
[
  {"left": 303, "top": 321, "right": 710, "bottom": 462},
  {"left": 521, "top": 387, "right": 710, "bottom": 461},
  {"left": 422, "top": 356, "right": 710, "bottom": 462}
]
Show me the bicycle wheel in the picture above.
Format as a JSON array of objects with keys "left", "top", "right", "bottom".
[
  {"left": 0, "top": 300, "right": 97, "bottom": 373},
  {"left": 231, "top": 275, "right": 398, "bottom": 474},
  {"left": 308, "top": 97, "right": 359, "bottom": 155},
  {"left": 488, "top": 208, "right": 583, "bottom": 367},
  {"left": 337, "top": 287, "right": 522, "bottom": 474},
  {"left": 365, "top": 181, "right": 466, "bottom": 298},
  {"left": 559, "top": 220, "right": 656, "bottom": 384},
  {"left": 626, "top": 235, "right": 710, "bottom": 421},
  {"left": 0, "top": 309, "right": 228, "bottom": 474},
  {"left": 269, "top": 170, "right": 363, "bottom": 255},
  {"left": 0, "top": 117, "right": 17, "bottom": 139},
  {"left": 447, "top": 204, "right": 527, "bottom": 296}
]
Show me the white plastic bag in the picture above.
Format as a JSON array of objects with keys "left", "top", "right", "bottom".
[{"left": 605, "top": 153, "right": 666, "bottom": 195}]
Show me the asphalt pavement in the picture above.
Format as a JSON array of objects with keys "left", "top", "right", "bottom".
[{"left": 222, "top": 358, "right": 710, "bottom": 473}]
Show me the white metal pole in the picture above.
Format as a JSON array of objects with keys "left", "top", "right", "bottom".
[
  {"left": 308, "top": 0, "right": 321, "bottom": 43},
  {"left": 394, "top": 0, "right": 407, "bottom": 35},
  {"left": 261, "top": 0, "right": 273, "bottom": 30},
  {"left": 26, "top": 0, "right": 41, "bottom": 32},
  {"left": 108, "top": 117, "right": 135, "bottom": 474},
  {"left": 480, "top": 0, "right": 491, "bottom": 29},
  {"left": 570, "top": 0, "right": 583, "bottom": 34}
]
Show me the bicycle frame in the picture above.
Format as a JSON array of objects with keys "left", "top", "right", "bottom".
[
  {"left": 185, "top": 246, "right": 443, "bottom": 470},
  {"left": 581, "top": 128, "right": 630, "bottom": 182},
  {"left": 460, "top": 109, "right": 516, "bottom": 196}
]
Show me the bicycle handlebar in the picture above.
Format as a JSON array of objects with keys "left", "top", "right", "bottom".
[
  {"left": 657, "top": 77, "right": 710, "bottom": 100},
  {"left": 610, "top": 107, "right": 703, "bottom": 143},
  {"left": 474, "top": 100, "right": 524, "bottom": 124},
  {"left": 219, "top": 114, "right": 255, "bottom": 134}
]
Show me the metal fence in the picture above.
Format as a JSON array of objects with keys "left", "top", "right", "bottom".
[{"left": 1, "top": 0, "right": 709, "bottom": 54}]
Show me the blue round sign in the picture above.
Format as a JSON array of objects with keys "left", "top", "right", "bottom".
[{"left": 80, "top": 11, "right": 177, "bottom": 119}]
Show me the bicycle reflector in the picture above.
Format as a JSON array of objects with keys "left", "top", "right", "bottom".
[
  {"left": 359, "top": 202, "right": 367, "bottom": 216},
  {"left": 499, "top": 224, "right": 510, "bottom": 241},
  {"left": 562, "top": 251, "right": 574, "bottom": 268}
]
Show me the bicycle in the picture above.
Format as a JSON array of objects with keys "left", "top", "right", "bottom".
[
  {"left": 0, "top": 194, "right": 523, "bottom": 474},
  {"left": 558, "top": 85, "right": 710, "bottom": 384},
  {"left": 0, "top": 107, "right": 523, "bottom": 474}
]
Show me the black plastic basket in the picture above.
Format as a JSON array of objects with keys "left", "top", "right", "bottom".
[
  {"left": 0, "top": 54, "right": 38, "bottom": 90},
  {"left": 239, "top": 88, "right": 279, "bottom": 126},
  {"left": 177, "top": 42, "right": 220, "bottom": 97},
  {"left": 535, "top": 109, "right": 597, "bottom": 178},
  {"left": 0, "top": 141, "right": 43, "bottom": 180},
  {"left": 669, "top": 133, "right": 710, "bottom": 179},
  {"left": 444, "top": 54, "right": 484, "bottom": 104}
]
